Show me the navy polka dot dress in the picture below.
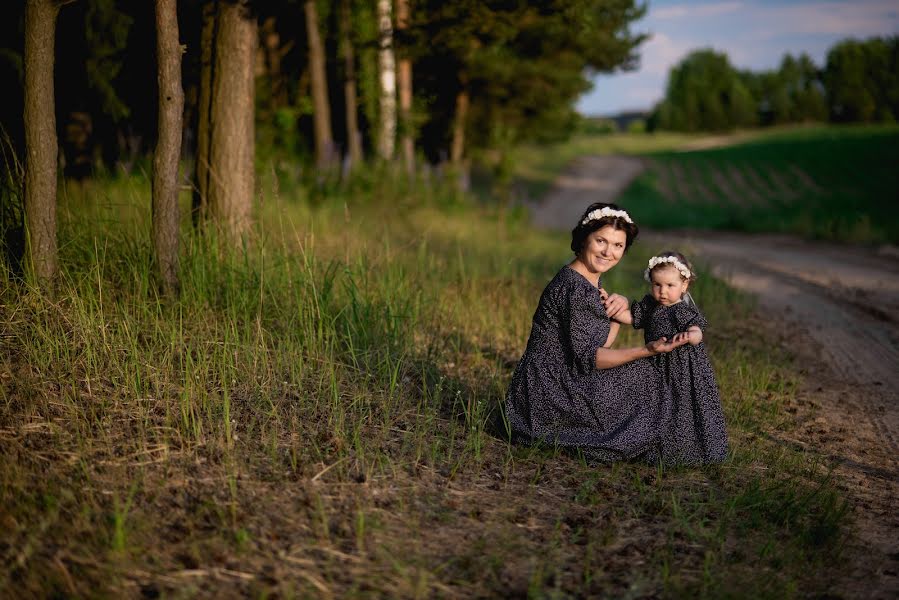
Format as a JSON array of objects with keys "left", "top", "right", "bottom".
[
  {"left": 631, "top": 294, "right": 729, "bottom": 464},
  {"left": 505, "top": 267, "right": 674, "bottom": 462}
]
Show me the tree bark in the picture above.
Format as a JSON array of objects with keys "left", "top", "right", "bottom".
[
  {"left": 339, "top": 0, "right": 362, "bottom": 169},
  {"left": 192, "top": 0, "right": 216, "bottom": 227},
  {"left": 23, "top": 0, "right": 61, "bottom": 287},
  {"left": 305, "top": 0, "right": 335, "bottom": 171},
  {"left": 260, "top": 16, "right": 287, "bottom": 111},
  {"left": 450, "top": 85, "right": 470, "bottom": 190},
  {"left": 450, "top": 86, "right": 468, "bottom": 166},
  {"left": 207, "top": 0, "right": 255, "bottom": 241},
  {"left": 376, "top": 0, "right": 395, "bottom": 161},
  {"left": 152, "top": 0, "right": 183, "bottom": 295},
  {"left": 395, "top": 0, "right": 413, "bottom": 176}
]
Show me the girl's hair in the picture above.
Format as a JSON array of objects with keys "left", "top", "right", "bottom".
[
  {"left": 647, "top": 250, "right": 697, "bottom": 283},
  {"left": 570, "top": 202, "right": 639, "bottom": 255}
]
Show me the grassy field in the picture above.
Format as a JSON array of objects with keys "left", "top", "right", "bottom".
[
  {"left": 0, "top": 172, "right": 849, "bottom": 597},
  {"left": 514, "top": 124, "right": 899, "bottom": 244}
]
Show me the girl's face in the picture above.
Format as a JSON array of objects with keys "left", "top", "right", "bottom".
[
  {"left": 650, "top": 265, "right": 689, "bottom": 306},
  {"left": 579, "top": 225, "right": 627, "bottom": 275}
]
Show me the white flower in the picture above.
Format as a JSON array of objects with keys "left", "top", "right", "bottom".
[
  {"left": 644, "top": 255, "right": 692, "bottom": 281},
  {"left": 581, "top": 207, "right": 634, "bottom": 225}
]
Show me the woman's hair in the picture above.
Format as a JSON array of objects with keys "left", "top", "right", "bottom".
[
  {"left": 647, "top": 250, "right": 697, "bottom": 283},
  {"left": 570, "top": 202, "right": 639, "bottom": 255}
]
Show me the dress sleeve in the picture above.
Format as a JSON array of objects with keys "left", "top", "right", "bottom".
[
  {"left": 564, "top": 282, "right": 610, "bottom": 374},
  {"left": 683, "top": 305, "right": 709, "bottom": 330},
  {"left": 630, "top": 294, "right": 655, "bottom": 330}
]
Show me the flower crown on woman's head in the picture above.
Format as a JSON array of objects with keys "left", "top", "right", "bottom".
[
  {"left": 581, "top": 207, "right": 633, "bottom": 225},
  {"left": 644, "top": 255, "right": 692, "bottom": 282}
]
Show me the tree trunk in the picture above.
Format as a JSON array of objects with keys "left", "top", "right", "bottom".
[
  {"left": 450, "top": 86, "right": 468, "bottom": 166},
  {"left": 450, "top": 86, "right": 470, "bottom": 191},
  {"left": 395, "top": 0, "right": 413, "bottom": 176},
  {"left": 192, "top": 0, "right": 216, "bottom": 227},
  {"left": 339, "top": 0, "right": 362, "bottom": 170},
  {"left": 260, "top": 16, "right": 287, "bottom": 111},
  {"left": 376, "top": 0, "right": 395, "bottom": 161},
  {"left": 23, "top": 0, "right": 61, "bottom": 287},
  {"left": 207, "top": 0, "right": 256, "bottom": 241},
  {"left": 305, "top": 0, "right": 335, "bottom": 171},
  {"left": 152, "top": 0, "right": 183, "bottom": 295}
]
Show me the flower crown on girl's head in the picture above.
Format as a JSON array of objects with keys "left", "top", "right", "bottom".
[
  {"left": 581, "top": 207, "right": 633, "bottom": 225},
  {"left": 644, "top": 255, "right": 692, "bottom": 282}
]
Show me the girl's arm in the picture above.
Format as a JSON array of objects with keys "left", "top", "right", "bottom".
[
  {"left": 594, "top": 336, "right": 688, "bottom": 369},
  {"left": 603, "top": 321, "right": 620, "bottom": 348},
  {"left": 687, "top": 325, "right": 703, "bottom": 345}
]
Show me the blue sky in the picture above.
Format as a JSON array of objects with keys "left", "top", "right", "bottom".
[{"left": 576, "top": 0, "right": 899, "bottom": 116}]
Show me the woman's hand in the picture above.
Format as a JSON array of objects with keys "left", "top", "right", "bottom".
[
  {"left": 646, "top": 334, "right": 690, "bottom": 355},
  {"left": 603, "top": 293, "right": 629, "bottom": 320}
]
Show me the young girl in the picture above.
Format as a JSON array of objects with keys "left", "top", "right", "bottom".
[{"left": 614, "top": 251, "right": 728, "bottom": 464}]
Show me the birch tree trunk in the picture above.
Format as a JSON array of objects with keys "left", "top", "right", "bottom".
[
  {"left": 376, "top": 0, "right": 396, "bottom": 161},
  {"left": 152, "top": 0, "right": 183, "bottom": 295},
  {"left": 305, "top": 0, "right": 335, "bottom": 170},
  {"left": 395, "top": 0, "right": 413, "bottom": 176},
  {"left": 207, "top": 0, "right": 255, "bottom": 241},
  {"left": 340, "top": 0, "right": 362, "bottom": 169},
  {"left": 23, "top": 0, "right": 62, "bottom": 287}
]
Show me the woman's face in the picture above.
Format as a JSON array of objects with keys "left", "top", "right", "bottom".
[{"left": 578, "top": 225, "right": 627, "bottom": 275}]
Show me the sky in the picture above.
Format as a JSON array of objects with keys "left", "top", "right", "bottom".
[{"left": 576, "top": 0, "right": 899, "bottom": 116}]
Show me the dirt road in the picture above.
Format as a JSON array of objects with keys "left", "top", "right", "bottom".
[{"left": 530, "top": 155, "right": 899, "bottom": 598}]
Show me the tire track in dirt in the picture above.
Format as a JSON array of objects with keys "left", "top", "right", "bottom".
[{"left": 530, "top": 154, "right": 899, "bottom": 598}]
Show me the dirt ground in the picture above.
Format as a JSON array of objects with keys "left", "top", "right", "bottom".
[{"left": 530, "top": 154, "right": 899, "bottom": 598}]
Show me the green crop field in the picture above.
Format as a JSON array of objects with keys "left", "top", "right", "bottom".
[
  {"left": 1, "top": 172, "right": 849, "bottom": 597},
  {"left": 617, "top": 125, "right": 899, "bottom": 244}
]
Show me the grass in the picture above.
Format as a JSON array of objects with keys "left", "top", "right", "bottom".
[
  {"left": 0, "top": 168, "right": 850, "bottom": 597},
  {"left": 616, "top": 124, "right": 899, "bottom": 244}
]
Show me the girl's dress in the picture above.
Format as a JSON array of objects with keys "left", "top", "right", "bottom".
[
  {"left": 631, "top": 294, "right": 728, "bottom": 464},
  {"left": 505, "top": 267, "right": 674, "bottom": 462}
]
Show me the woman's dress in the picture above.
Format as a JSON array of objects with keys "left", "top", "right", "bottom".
[
  {"left": 505, "top": 267, "right": 674, "bottom": 462},
  {"left": 631, "top": 295, "right": 728, "bottom": 464}
]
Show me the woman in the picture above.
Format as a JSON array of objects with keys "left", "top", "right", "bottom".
[{"left": 505, "top": 202, "right": 687, "bottom": 462}]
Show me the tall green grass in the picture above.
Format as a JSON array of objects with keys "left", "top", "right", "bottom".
[{"left": 0, "top": 170, "right": 849, "bottom": 597}]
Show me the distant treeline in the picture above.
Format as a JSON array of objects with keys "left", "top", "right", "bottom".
[
  {"left": 0, "top": 0, "right": 646, "bottom": 179},
  {"left": 649, "top": 37, "right": 899, "bottom": 132}
]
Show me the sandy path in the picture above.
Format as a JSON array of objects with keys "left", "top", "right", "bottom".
[{"left": 530, "top": 155, "right": 899, "bottom": 598}]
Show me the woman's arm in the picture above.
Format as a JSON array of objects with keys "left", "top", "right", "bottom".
[
  {"left": 594, "top": 336, "right": 688, "bottom": 369},
  {"left": 603, "top": 321, "right": 620, "bottom": 348}
]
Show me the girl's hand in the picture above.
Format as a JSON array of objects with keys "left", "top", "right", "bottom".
[
  {"left": 603, "top": 293, "right": 629, "bottom": 319},
  {"left": 646, "top": 335, "right": 689, "bottom": 354}
]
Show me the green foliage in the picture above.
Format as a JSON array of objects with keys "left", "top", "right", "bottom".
[
  {"left": 825, "top": 37, "right": 899, "bottom": 123},
  {"left": 410, "top": 0, "right": 646, "bottom": 154},
  {"left": 652, "top": 37, "right": 897, "bottom": 133},
  {"left": 652, "top": 49, "right": 757, "bottom": 132}
]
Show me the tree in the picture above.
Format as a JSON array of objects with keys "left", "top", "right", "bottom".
[
  {"left": 652, "top": 49, "right": 756, "bottom": 131},
  {"left": 23, "top": 0, "right": 67, "bottom": 287},
  {"left": 305, "top": 0, "right": 335, "bottom": 170},
  {"left": 825, "top": 37, "right": 899, "bottom": 123},
  {"left": 195, "top": 0, "right": 256, "bottom": 240},
  {"left": 395, "top": 0, "right": 414, "bottom": 176},
  {"left": 152, "top": 0, "right": 183, "bottom": 295},
  {"left": 339, "top": 0, "right": 362, "bottom": 169},
  {"left": 376, "top": 0, "right": 396, "bottom": 161}
]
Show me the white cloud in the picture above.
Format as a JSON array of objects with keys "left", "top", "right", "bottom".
[{"left": 654, "top": 2, "right": 744, "bottom": 20}]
